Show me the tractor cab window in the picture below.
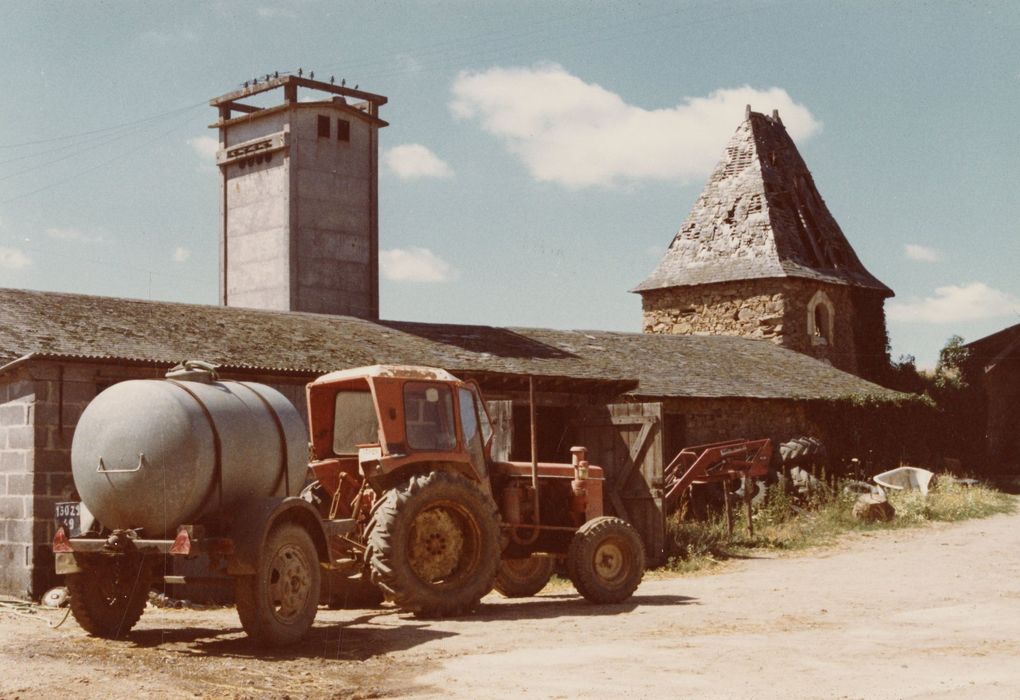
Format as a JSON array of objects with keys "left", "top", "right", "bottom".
[
  {"left": 333, "top": 391, "right": 379, "bottom": 455},
  {"left": 403, "top": 382, "right": 457, "bottom": 451},
  {"left": 458, "top": 387, "right": 487, "bottom": 477},
  {"left": 471, "top": 385, "right": 494, "bottom": 445}
]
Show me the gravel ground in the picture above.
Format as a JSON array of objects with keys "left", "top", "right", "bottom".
[{"left": 2, "top": 501, "right": 1018, "bottom": 699}]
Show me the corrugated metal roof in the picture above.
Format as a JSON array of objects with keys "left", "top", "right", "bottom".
[{"left": 0, "top": 288, "right": 903, "bottom": 401}]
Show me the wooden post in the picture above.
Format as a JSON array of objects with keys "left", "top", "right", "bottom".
[
  {"left": 723, "top": 480, "right": 733, "bottom": 538},
  {"left": 744, "top": 475, "right": 754, "bottom": 537}
]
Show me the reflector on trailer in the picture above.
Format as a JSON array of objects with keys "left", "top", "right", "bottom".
[
  {"left": 169, "top": 528, "right": 192, "bottom": 556},
  {"left": 52, "top": 527, "right": 73, "bottom": 553}
]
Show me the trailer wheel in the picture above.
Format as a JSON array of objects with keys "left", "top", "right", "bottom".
[
  {"left": 567, "top": 517, "right": 644, "bottom": 604},
  {"left": 66, "top": 556, "right": 151, "bottom": 639},
  {"left": 366, "top": 471, "right": 500, "bottom": 617},
  {"left": 236, "top": 522, "right": 320, "bottom": 646},
  {"left": 494, "top": 556, "right": 555, "bottom": 598}
]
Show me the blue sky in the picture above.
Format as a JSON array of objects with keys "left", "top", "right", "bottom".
[{"left": 1, "top": 1, "right": 1017, "bottom": 369}]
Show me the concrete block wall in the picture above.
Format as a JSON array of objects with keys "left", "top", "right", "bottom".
[
  {"left": 292, "top": 108, "right": 376, "bottom": 317},
  {"left": 0, "top": 367, "right": 37, "bottom": 598},
  {"left": 221, "top": 102, "right": 380, "bottom": 319}
]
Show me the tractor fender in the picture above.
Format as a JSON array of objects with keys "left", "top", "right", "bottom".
[{"left": 225, "top": 496, "right": 330, "bottom": 576}]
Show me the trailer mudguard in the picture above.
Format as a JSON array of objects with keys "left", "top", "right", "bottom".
[{"left": 225, "top": 496, "right": 330, "bottom": 575}]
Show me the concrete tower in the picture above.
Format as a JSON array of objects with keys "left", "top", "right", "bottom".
[
  {"left": 634, "top": 108, "right": 893, "bottom": 381},
  {"left": 210, "top": 75, "right": 388, "bottom": 317}
]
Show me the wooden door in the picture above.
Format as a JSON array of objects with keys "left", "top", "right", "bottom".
[
  {"left": 485, "top": 400, "right": 513, "bottom": 462},
  {"left": 571, "top": 402, "right": 665, "bottom": 565}
]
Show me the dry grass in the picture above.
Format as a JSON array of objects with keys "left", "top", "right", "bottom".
[{"left": 664, "top": 477, "right": 1015, "bottom": 574}]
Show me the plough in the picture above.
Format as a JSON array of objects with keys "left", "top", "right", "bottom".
[{"left": 664, "top": 438, "right": 774, "bottom": 517}]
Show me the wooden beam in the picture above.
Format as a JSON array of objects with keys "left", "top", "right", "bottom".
[
  {"left": 209, "top": 75, "right": 387, "bottom": 109},
  {"left": 223, "top": 101, "right": 263, "bottom": 114}
]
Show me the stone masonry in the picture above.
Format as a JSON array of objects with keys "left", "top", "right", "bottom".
[
  {"left": 635, "top": 108, "right": 893, "bottom": 382},
  {"left": 642, "top": 278, "right": 884, "bottom": 376}
]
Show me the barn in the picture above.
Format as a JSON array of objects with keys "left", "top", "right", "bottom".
[{"left": 0, "top": 77, "right": 906, "bottom": 598}]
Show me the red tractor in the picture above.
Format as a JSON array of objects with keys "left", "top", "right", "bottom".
[
  {"left": 304, "top": 365, "right": 645, "bottom": 615},
  {"left": 54, "top": 363, "right": 645, "bottom": 646}
]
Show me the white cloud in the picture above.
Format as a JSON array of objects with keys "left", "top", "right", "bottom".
[
  {"left": 904, "top": 243, "right": 940, "bottom": 263},
  {"left": 384, "top": 144, "right": 454, "bottom": 180},
  {"left": 188, "top": 136, "right": 220, "bottom": 160},
  {"left": 0, "top": 246, "right": 30, "bottom": 269},
  {"left": 46, "top": 227, "right": 104, "bottom": 244},
  {"left": 450, "top": 64, "right": 821, "bottom": 189},
  {"left": 380, "top": 247, "right": 456, "bottom": 283},
  {"left": 887, "top": 282, "right": 1020, "bottom": 323},
  {"left": 172, "top": 246, "right": 191, "bottom": 263}
]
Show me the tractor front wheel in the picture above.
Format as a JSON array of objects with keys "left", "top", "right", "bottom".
[
  {"left": 567, "top": 517, "right": 644, "bottom": 604},
  {"left": 235, "top": 522, "right": 321, "bottom": 646},
  {"left": 494, "top": 556, "right": 555, "bottom": 598},
  {"left": 66, "top": 556, "right": 151, "bottom": 639},
  {"left": 366, "top": 471, "right": 500, "bottom": 617}
]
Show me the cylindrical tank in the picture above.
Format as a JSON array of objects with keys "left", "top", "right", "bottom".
[{"left": 71, "top": 366, "right": 307, "bottom": 537}]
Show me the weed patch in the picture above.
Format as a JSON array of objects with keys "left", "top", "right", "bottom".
[{"left": 664, "top": 478, "right": 1015, "bottom": 574}]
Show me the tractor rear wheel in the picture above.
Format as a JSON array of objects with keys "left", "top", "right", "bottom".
[
  {"left": 366, "top": 471, "right": 500, "bottom": 617},
  {"left": 235, "top": 522, "right": 321, "bottom": 646},
  {"left": 494, "top": 556, "right": 555, "bottom": 598},
  {"left": 567, "top": 517, "right": 644, "bottom": 604},
  {"left": 66, "top": 556, "right": 151, "bottom": 639}
]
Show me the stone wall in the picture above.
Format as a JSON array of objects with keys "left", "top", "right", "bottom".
[
  {"left": 779, "top": 280, "right": 859, "bottom": 375},
  {"left": 661, "top": 396, "right": 818, "bottom": 448},
  {"left": 641, "top": 279, "right": 889, "bottom": 378},
  {"left": 641, "top": 279, "right": 787, "bottom": 343}
]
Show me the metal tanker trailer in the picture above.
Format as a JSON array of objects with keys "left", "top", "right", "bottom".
[
  {"left": 71, "top": 362, "right": 307, "bottom": 537},
  {"left": 53, "top": 361, "right": 338, "bottom": 647}
]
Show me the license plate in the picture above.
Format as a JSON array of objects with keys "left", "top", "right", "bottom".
[{"left": 55, "top": 501, "right": 89, "bottom": 537}]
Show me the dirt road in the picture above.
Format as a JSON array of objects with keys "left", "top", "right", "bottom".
[{"left": 2, "top": 504, "right": 1019, "bottom": 699}]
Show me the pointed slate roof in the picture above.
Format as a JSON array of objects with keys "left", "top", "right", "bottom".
[{"left": 634, "top": 109, "right": 892, "bottom": 296}]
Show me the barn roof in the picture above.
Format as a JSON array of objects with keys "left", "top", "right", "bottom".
[
  {"left": 0, "top": 288, "right": 903, "bottom": 401},
  {"left": 634, "top": 109, "right": 892, "bottom": 296}
]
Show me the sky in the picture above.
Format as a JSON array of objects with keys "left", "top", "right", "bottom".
[{"left": 0, "top": 1, "right": 1018, "bottom": 369}]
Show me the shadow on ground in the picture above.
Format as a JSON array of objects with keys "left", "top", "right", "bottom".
[{"left": 123, "top": 592, "right": 698, "bottom": 660}]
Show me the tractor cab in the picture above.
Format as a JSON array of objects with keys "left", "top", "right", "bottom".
[{"left": 307, "top": 365, "right": 496, "bottom": 498}]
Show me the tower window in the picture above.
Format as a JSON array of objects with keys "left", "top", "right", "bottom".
[
  {"left": 317, "top": 115, "right": 330, "bottom": 138},
  {"left": 337, "top": 119, "right": 350, "bottom": 142},
  {"left": 807, "top": 290, "right": 835, "bottom": 346}
]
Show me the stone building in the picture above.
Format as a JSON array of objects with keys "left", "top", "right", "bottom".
[{"left": 635, "top": 108, "right": 893, "bottom": 382}]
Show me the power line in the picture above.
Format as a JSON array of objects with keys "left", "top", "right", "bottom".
[
  {"left": 0, "top": 109, "right": 204, "bottom": 182},
  {"left": 0, "top": 100, "right": 206, "bottom": 150},
  {"left": 0, "top": 109, "right": 205, "bottom": 205}
]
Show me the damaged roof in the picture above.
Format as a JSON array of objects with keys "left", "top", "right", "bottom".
[
  {"left": 0, "top": 288, "right": 902, "bottom": 401},
  {"left": 635, "top": 109, "right": 892, "bottom": 296}
]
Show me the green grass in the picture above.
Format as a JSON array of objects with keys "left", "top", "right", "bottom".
[{"left": 663, "top": 477, "right": 1016, "bottom": 575}]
